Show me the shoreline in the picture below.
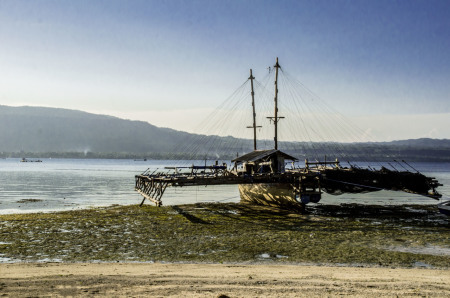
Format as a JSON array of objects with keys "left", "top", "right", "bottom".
[
  {"left": 1, "top": 194, "right": 446, "bottom": 216},
  {"left": 1, "top": 262, "right": 449, "bottom": 297},
  {"left": 0, "top": 198, "right": 444, "bottom": 216}
]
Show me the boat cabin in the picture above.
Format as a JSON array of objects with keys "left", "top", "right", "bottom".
[{"left": 232, "top": 149, "right": 297, "bottom": 175}]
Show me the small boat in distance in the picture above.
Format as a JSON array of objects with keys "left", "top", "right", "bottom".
[
  {"left": 437, "top": 201, "right": 450, "bottom": 216},
  {"left": 21, "top": 158, "right": 42, "bottom": 163}
]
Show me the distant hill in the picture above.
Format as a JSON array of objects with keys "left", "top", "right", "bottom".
[
  {"left": 381, "top": 138, "right": 450, "bottom": 148},
  {"left": 0, "top": 105, "right": 449, "bottom": 161},
  {"left": 0, "top": 105, "right": 194, "bottom": 154}
]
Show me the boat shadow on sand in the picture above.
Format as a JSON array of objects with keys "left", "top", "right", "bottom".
[{"left": 171, "top": 202, "right": 448, "bottom": 231}]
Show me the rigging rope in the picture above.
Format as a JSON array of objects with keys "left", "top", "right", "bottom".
[{"left": 160, "top": 61, "right": 415, "bottom": 172}]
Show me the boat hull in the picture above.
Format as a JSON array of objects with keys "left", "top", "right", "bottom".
[
  {"left": 238, "top": 183, "right": 303, "bottom": 210},
  {"left": 437, "top": 201, "right": 450, "bottom": 216}
]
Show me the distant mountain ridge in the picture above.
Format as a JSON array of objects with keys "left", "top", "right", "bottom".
[
  {"left": 380, "top": 138, "right": 450, "bottom": 148},
  {"left": 0, "top": 105, "right": 449, "bottom": 161},
  {"left": 0, "top": 105, "right": 193, "bottom": 153}
]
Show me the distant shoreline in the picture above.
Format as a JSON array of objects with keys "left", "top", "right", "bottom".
[{"left": 2, "top": 151, "right": 450, "bottom": 162}]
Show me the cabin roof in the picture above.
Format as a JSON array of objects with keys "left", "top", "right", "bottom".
[{"left": 232, "top": 149, "right": 298, "bottom": 163}]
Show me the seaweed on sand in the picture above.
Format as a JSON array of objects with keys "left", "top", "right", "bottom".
[{"left": 0, "top": 203, "right": 448, "bottom": 267}]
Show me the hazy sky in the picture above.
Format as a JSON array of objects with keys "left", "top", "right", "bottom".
[{"left": 0, "top": 0, "right": 449, "bottom": 141}]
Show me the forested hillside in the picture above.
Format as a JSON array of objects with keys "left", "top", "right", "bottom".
[
  {"left": 0, "top": 105, "right": 193, "bottom": 153},
  {"left": 1, "top": 105, "right": 449, "bottom": 161}
]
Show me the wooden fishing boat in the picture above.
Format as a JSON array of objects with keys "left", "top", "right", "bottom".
[{"left": 135, "top": 58, "right": 442, "bottom": 209}]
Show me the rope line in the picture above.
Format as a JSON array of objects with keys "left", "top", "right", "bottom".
[{"left": 159, "top": 62, "right": 424, "bottom": 175}]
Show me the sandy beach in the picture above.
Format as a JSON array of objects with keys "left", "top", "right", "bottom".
[
  {"left": 1, "top": 262, "right": 449, "bottom": 297},
  {"left": 1, "top": 203, "right": 449, "bottom": 296}
]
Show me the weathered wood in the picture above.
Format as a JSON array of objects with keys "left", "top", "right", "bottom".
[
  {"left": 135, "top": 168, "right": 323, "bottom": 207},
  {"left": 135, "top": 176, "right": 169, "bottom": 207},
  {"left": 135, "top": 164, "right": 441, "bottom": 207}
]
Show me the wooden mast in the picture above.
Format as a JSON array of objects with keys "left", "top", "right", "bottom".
[
  {"left": 247, "top": 69, "right": 260, "bottom": 150},
  {"left": 268, "top": 57, "right": 283, "bottom": 150}
]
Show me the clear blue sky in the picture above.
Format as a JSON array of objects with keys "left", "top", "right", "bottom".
[{"left": 0, "top": 0, "right": 449, "bottom": 141}]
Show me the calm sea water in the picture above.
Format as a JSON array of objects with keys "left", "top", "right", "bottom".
[{"left": 0, "top": 158, "right": 449, "bottom": 214}]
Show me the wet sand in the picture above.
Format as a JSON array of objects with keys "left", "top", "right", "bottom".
[{"left": 1, "top": 263, "right": 449, "bottom": 297}]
